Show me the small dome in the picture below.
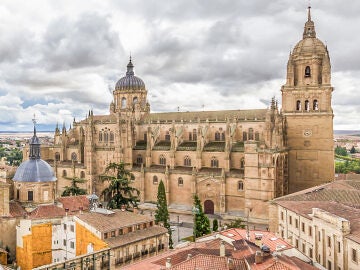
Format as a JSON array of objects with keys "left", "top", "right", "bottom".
[
  {"left": 13, "top": 159, "right": 56, "bottom": 182},
  {"left": 115, "top": 58, "right": 145, "bottom": 91}
]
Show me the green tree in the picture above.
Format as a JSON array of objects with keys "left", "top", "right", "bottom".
[
  {"left": 224, "top": 218, "right": 246, "bottom": 229},
  {"left": 61, "top": 177, "right": 87, "bottom": 196},
  {"left": 350, "top": 146, "right": 356, "bottom": 154},
  {"left": 212, "top": 219, "right": 219, "bottom": 232},
  {"left": 6, "top": 148, "right": 23, "bottom": 166},
  {"left": 193, "top": 195, "right": 211, "bottom": 238},
  {"left": 155, "top": 180, "right": 173, "bottom": 248},
  {"left": 101, "top": 162, "right": 140, "bottom": 209},
  {"left": 335, "top": 145, "right": 348, "bottom": 156}
]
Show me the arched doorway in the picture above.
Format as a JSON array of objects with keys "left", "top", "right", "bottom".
[{"left": 204, "top": 200, "right": 214, "bottom": 214}]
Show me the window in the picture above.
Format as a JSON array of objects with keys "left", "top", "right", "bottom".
[
  {"left": 110, "top": 132, "right": 114, "bottom": 142},
  {"left": 159, "top": 155, "right": 166, "bottom": 165},
  {"left": 121, "top": 97, "right": 126, "bottom": 108},
  {"left": 193, "top": 129, "right": 197, "bottom": 141},
  {"left": 64, "top": 224, "right": 67, "bottom": 230},
  {"left": 178, "top": 177, "right": 184, "bottom": 186},
  {"left": 144, "top": 133, "right": 147, "bottom": 141},
  {"left": 280, "top": 211, "right": 284, "bottom": 221},
  {"left": 28, "top": 191, "right": 33, "bottom": 201},
  {"left": 104, "top": 232, "right": 108, "bottom": 239},
  {"left": 71, "top": 152, "right": 77, "bottom": 161},
  {"left": 352, "top": 248, "right": 357, "bottom": 262},
  {"left": 211, "top": 157, "right": 219, "bottom": 168},
  {"left": 70, "top": 225, "right": 74, "bottom": 232},
  {"left": 55, "top": 152, "right": 60, "bottom": 161},
  {"left": 80, "top": 171, "right": 85, "bottom": 178},
  {"left": 295, "top": 239, "right": 299, "bottom": 248},
  {"left": 136, "top": 224, "right": 140, "bottom": 230},
  {"left": 289, "top": 216, "right": 292, "bottom": 225},
  {"left": 62, "top": 170, "right": 67, "bottom": 177},
  {"left": 248, "top": 128, "right": 254, "bottom": 140},
  {"left": 305, "top": 66, "right": 311, "bottom": 77},
  {"left": 296, "top": 100, "right": 301, "bottom": 111},
  {"left": 221, "top": 132, "right": 225, "bottom": 141},
  {"left": 215, "top": 131, "right": 220, "bottom": 141},
  {"left": 255, "top": 132, "right": 260, "bottom": 141},
  {"left": 309, "top": 248, "right": 313, "bottom": 258},
  {"left": 337, "top": 241, "right": 341, "bottom": 253},
  {"left": 238, "top": 181, "right": 244, "bottom": 191},
  {"left": 165, "top": 131, "right": 170, "bottom": 141},
  {"left": 153, "top": 176, "right": 158, "bottom": 185},
  {"left": 302, "top": 243, "right": 306, "bottom": 253},
  {"left": 295, "top": 219, "right": 299, "bottom": 228},
  {"left": 99, "top": 131, "right": 103, "bottom": 142},
  {"left": 318, "top": 231, "right": 321, "bottom": 242},
  {"left": 189, "top": 132, "right": 192, "bottom": 141},
  {"left": 133, "top": 97, "right": 138, "bottom": 104},
  {"left": 63, "top": 239, "right": 67, "bottom": 246},
  {"left": 70, "top": 241, "right": 75, "bottom": 249},
  {"left": 305, "top": 100, "right": 310, "bottom": 111},
  {"left": 301, "top": 222, "right": 305, "bottom": 232},
  {"left": 243, "top": 131, "right": 247, "bottom": 141},
  {"left": 111, "top": 231, "right": 115, "bottom": 237},
  {"left": 17, "top": 189, "right": 19, "bottom": 200},
  {"left": 327, "top": 236, "right": 331, "bottom": 247},
  {"left": 313, "top": 99, "right": 319, "bottom": 111},
  {"left": 240, "top": 158, "right": 245, "bottom": 169},
  {"left": 136, "top": 155, "right": 143, "bottom": 165},
  {"left": 309, "top": 226, "right": 312, "bottom": 236},
  {"left": 104, "top": 132, "right": 109, "bottom": 142},
  {"left": 119, "top": 229, "right": 123, "bottom": 235},
  {"left": 327, "top": 260, "right": 332, "bottom": 270},
  {"left": 128, "top": 226, "right": 133, "bottom": 233},
  {"left": 184, "top": 156, "right": 191, "bottom": 166}
]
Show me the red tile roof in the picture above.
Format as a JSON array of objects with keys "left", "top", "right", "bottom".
[
  {"left": 29, "top": 204, "right": 65, "bottom": 219},
  {"left": 9, "top": 201, "right": 26, "bottom": 217},
  {"left": 57, "top": 195, "right": 89, "bottom": 213}
]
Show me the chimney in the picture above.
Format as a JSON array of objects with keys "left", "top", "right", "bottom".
[
  {"left": 187, "top": 254, "right": 192, "bottom": 260},
  {"left": 165, "top": 257, "right": 172, "bottom": 269},
  {"left": 255, "top": 251, "right": 263, "bottom": 264},
  {"left": 220, "top": 240, "right": 225, "bottom": 257}
]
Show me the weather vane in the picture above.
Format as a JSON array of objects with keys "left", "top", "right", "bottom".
[{"left": 32, "top": 114, "right": 37, "bottom": 125}]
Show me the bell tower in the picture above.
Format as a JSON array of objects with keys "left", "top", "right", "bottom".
[{"left": 281, "top": 7, "right": 334, "bottom": 193}]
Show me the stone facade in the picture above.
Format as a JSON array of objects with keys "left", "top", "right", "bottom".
[{"left": 26, "top": 7, "right": 334, "bottom": 224}]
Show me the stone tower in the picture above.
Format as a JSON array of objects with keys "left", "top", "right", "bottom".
[{"left": 281, "top": 7, "right": 334, "bottom": 193}]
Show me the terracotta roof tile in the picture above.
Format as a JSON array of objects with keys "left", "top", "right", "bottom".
[
  {"left": 29, "top": 204, "right": 65, "bottom": 219},
  {"left": 57, "top": 195, "right": 89, "bottom": 213},
  {"left": 9, "top": 201, "right": 26, "bottom": 217}
]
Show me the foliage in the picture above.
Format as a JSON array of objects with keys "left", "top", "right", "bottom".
[
  {"left": 335, "top": 145, "right": 348, "bottom": 156},
  {"left": 350, "top": 146, "right": 357, "bottom": 154},
  {"left": 335, "top": 159, "right": 360, "bottom": 174},
  {"left": 101, "top": 162, "right": 140, "bottom": 209},
  {"left": 0, "top": 147, "right": 23, "bottom": 166},
  {"left": 212, "top": 219, "right": 219, "bottom": 232},
  {"left": 224, "top": 218, "right": 246, "bottom": 229},
  {"left": 61, "top": 177, "right": 87, "bottom": 196},
  {"left": 155, "top": 180, "right": 173, "bottom": 248},
  {"left": 193, "top": 195, "right": 211, "bottom": 238}
]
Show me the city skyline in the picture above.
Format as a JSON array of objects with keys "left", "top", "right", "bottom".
[{"left": 0, "top": 0, "right": 359, "bottom": 131}]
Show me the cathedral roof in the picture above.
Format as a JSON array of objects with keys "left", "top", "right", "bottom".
[
  {"left": 115, "top": 57, "right": 146, "bottom": 91},
  {"left": 13, "top": 121, "right": 56, "bottom": 183}
]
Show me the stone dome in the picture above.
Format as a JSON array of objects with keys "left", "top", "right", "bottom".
[
  {"left": 292, "top": 37, "right": 327, "bottom": 57},
  {"left": 115, "top": 58, "right": 145, "bottom": 91},
  {"left": 13, "top": 159, "right": 56, "bottom": 182}
]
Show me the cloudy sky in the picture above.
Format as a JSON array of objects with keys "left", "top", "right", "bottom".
[{"left": 0, "top": 0, "right": 359, "bottom": 131}]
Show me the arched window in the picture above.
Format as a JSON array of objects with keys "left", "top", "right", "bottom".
[
  {"left": 178, "top": 177, "right": 184, "bottom": 186},
  {"left": 221, "top": 132, "right": 225, "bottom": 141},
  {"left": 110, "top": 132, "right": 114, "bottom": 142},
  {"left": 80, "top": 171, "right": 85, "bottom": 178},
  {"left": 193, "top": 129, "right": 197, "bottom": 141},
  {"left": 153, "top": 176, "right": 158, "bottom": 185},
  {"left": 238, "top": 181, "right": 244, "bottom": 191},
  {"left": 184, "top": 156, "right": 191, "bottom": 167},
  {"left": 133, "top": 97, "right": 138, "bottom": 104},
  {"left": 313, "top": 100, "right": 319, "bottom": 111},
  {"left": 136, "top": 155, "right": 143, "bottom": 165},
  {"left": 255, "top": 131, "right": 260, "bottom": 141},
  {"left": 240, "top": 158, "right": 245, "bottom": 169},
  {"left": 296, "top": 100, "right": 301, "bottom": 111},
  {"left": 248, "top": 128, "right": 254, "bottom": 140},
  {"left": 121, "top": 97, "right": 127, "bottom": 108},
  {"left": 104, "top": 132, "right": 109, "bottom": 142},
  {"left": 305, "top": 100, "right": 310, "bottom": 111},
  {"left": 305, "top": 66, "right": 311, "bottom": 77},
  {"left": 62, "top": 170, "right": 67, "bottom": 177},
  {"left": 165, "top": 131, "right": 170, "bottom": 141},
  {"left": 215, "top": 131, "right": 220, "bottom": 141},
  {"left": 99, "top": 131, "right": 103, "bottom": 142},
  {"left": 159, "top": 155, "right": 166, "bottom": 165},
  {"left": 189, "top": 132, "right": 192, "bottom": 141},
  {"left": 144, "top": 133, "right": 147, "bottom": 141},
  {"left": 243, "top": 131, "right": 247, "bottom": 141},
  {"left": 55, "top": 152, "right": 60, "bottom": 161},
  {"left": 211, "top": 157, "right": 219, "bottom": 168},
  {"left": 71, "top": 152, "right": 77, "bottom": 161}
]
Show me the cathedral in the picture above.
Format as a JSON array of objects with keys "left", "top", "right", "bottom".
[{"left": 25, "top": 7, "right": 334, "bottom": 224}]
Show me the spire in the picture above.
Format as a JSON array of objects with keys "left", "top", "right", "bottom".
[
  {"left": 126, "top": 55, "right": 135, "bottom": 76},
  {"left": 303, "top": 6, "right": 316, "bottom": 39},
  {"left": 29, "top": 116, "right": 41, "bottom": 159}
]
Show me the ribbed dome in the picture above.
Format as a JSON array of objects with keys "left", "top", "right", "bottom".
[
  {"left": 292, "top": 37, "right": 327, "bottom": 56},
  {"left": 115, "top": 58, "right": 145, "bottom": 91},
  {"left": 13, "top": 159, "right": 56, "bottom": 182}
]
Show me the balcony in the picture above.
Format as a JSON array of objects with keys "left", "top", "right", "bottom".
[{"left": 153, "top": 141, "right": 171, "bottom": 150}]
